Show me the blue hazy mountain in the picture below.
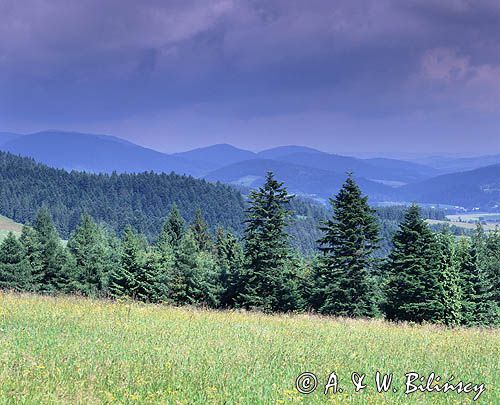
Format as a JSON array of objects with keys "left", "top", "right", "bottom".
[
  {"left": 398, "top": 163, "right": 500, "bottom": 210},
  {"left": 257, "top": 145, "right": 324, "bottom": 159},
  {"left": 173, "top": 144, "right": 256, "bottom": 170},
  {"left": 272, "top": 152, "right": 439, "bottom": 184},
  {"left": 0, "top": 131, "right": 208, "bottom": 176},
  {"left": 4, "top": 130, "right": 498, "bottom": 209},
  {"left": 204, "top": 158, "right": 395, "bottom": 202},
  {"left": 0, "top": 132, "right": 23, "bottom": 146},
  {"left": 413, "top": 154, "right": 500, "bottom": 173}
]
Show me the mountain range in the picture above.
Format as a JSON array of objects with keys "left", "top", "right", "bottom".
[{"left": 1, "top": 130, "right": 499, "bottom": 210}]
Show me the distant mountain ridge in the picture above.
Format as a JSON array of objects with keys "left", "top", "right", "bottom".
[
  {"left": 2, "top": 130, "right": 499, "bottom": 210},
  {"left": 398, "top": 163, "right": 500, "bottom": 210},
  {"left": 1, "top": 131, "right": 208, "bottom": 176}
]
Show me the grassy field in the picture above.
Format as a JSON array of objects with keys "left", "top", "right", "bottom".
[
  {"left": 426, "top": 219, "right": 499, "bottom": 232},
  {"left": 0, "top": 293, "right": 498, "bottom": 404}
]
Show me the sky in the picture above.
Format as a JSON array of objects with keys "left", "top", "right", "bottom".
[{"left": 1, "top": 0, "right": 500, "bottom": 156}]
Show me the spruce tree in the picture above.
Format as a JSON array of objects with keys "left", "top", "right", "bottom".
[
  {"left": 19, "top": 225, "right": 43, "bottom": 290},
  {"left": 32, "top": 208, "right": 72, "bottom": 293},
  {"left": 189, "top": 209, "right": 213, "bottom": 253},
  {"left": 383, "top": 205, "right": 444, "bottom": 323},
  {"left": 239, "top": 172, "right": 300, "bottom": 312},
  {"left": 456, "top": 236, "right": 483, "bottom": 326},
  {"left": 479, "top": 229, "right": 500, "bottom": 325},
  {"left": 0, "top": 232, "right": 32, "bottom": 291},
  {"left": 158, "top": 204, "right": 185, "bottom": 252},
  {"left": 108, "top": 226, "right": 146, "bottom": 299},
  {"left": 436, "top": 231, "right": 462, "bottom": 326},
  {"left": 170, "top": 230, "right": 221, "bottom": 307},
  {"left": 314, "top": 174, "right": 380, "bottom": 317},
  {"left": 67, "top": 214, "right": 109, "bottom": 296},
  {"left": 215, "top": 227, "right": 244, "bottom": 308}
]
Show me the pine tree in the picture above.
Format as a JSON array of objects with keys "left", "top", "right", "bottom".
[
  {"left": 190, "top": 209, "right": 213, "bottom": 253},
  {"left": 479, "top": 229, "right": 500, "bottom": 325},
  {"left": 456, "top": 236, "right": 483, "bottom": 326},
  {"left": 168, "top": 230, "right": 221, "bottom": 307},
  {"left": 239, "top": 172, "right": 300, "bottom": 312},
  {"left": 32, "top": 208, "right": 72, "bottom": 293},
  {"left": 0, "top": 232, "right": 32, "bottom": 291},
  {"left": 108, "top": 226, "right": 146, "bottom": 299},
  {"left": 19, "top": 225, "right": 43, "bottom": 290},
  {"left": 67, "top": 214, "right": 110, "bottom": 296},
  {"left": 436, "top": 231, "right": 462, "bottom": 326},
  {"left": 383, "top": 205, "right": 444, "bottom": 323},
  {"left": 215, "top": 227, "right": 244, "bottom": 308},
  {"left": 158, "top": 204, "right": 185, "bottom": 252},
  {"left": 314, "top": 174, "right": 380, "bottom": 317}
]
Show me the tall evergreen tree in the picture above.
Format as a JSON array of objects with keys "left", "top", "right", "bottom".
[
  {"left": 0, "top": 232, "right": 32, "bottom": 290},
  {"left": 383, "top": 205, "right": 444, "bottom": 323},
  {"left": 108, "top": 226, "right": 146, "bottom": 299},
  {"left": 32, "top": 208, "right": 72, "bottom": 293},
  {"left": 313, "top": 174, "right": 380, "bottom": 317},
  {"left": 436, "top": 231, "right": 462, "bottom": 326},
  {"left": 67, "top": 214, "right": 110, "bottom": 296},
  {"left": 158, "top": 204, "right": 185, "bottom": 251},
  {"left": 167, "top": 229, "right": 221, "bottom": 307},
  {"left": 479, "top": 229, "right": 500, "bottom": 325},
  {"left": 19, "top": 225, "right": 43, "bottom": 290},
  {"left": 215, "top": 227, "right": 244, "bottom": 308},
  {"left": 456, "top": 235, "right": 484, "bottom": 326},
  {"left": 189, "top": 209, "right": 213, "bottom": 253},
  {"left": 239, "top": 172, "right": 300, "bottom": 312}
]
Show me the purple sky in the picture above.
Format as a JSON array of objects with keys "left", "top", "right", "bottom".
[{"left": 1, "top": 0, "right": 500, "bottom": 156}]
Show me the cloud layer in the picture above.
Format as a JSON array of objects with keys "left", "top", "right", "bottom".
[{"left": 2, "top": 0, "right": 500, "bottom": 154}]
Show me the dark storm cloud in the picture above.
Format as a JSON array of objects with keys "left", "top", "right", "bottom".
[{"left": 1, "top": 0, "right": 500, "bottom": 153}]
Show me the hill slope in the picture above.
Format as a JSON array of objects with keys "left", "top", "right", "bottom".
[
  {"left": 274, "top": 152, "right": 438, "bottom": 184},
  {"left": 0, "top": 293, "right": 497, "bottom": 403},
  {"left": 0, "top": 131, "right": 208, "bottom": 176},
  {"left": 205, "top": 158, "right": 395, "bottom": 201},
  {"left": 0, "top": 151, "right": 245, "bottom": 239},
  {"left": 398, "top": 163, "right": 500, "bottom": 209},
  {"left": 173, "top": 144, "right": 256, "bottom": 170}
]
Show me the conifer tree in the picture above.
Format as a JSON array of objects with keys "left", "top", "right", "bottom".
[
  {"left": 158, "top": 204, "right": 185, "bottom": 252},
  {"left": 456, "top": 236, "right": 483, "bottom": 326},
  {"left": 383, "top": 205, "right": 444, "bottom": 323},
  {"left": 215, "top": 227, "right": 244, "bottom": 308},
  {"left": 171, "top": 230, "right": 221, "bottom": 307},
  {"left": 108, "top": 226, "right": 146, "bottom": 299},
  {"left": 19, "top": 225, "right": 43, "bottom": 290},
  {"left": 479, "top": 229, "right": 500, "bottom": 325},
  {"left": 314, "top": 174, "right": 380, "bottom": 317},
  {"left": 436, "top": 231, "right": 462, "bottom": 326},
  {"left": 189, "top": 209, "right": 213, "bottom": 253},
  {"left": 239, "top": 172, "right": 300, "bottom": 312},
  {"left": 67, "top": 214, "right": 110, "bottom": 296},
  {"left": 0, "top": 232, "right": 32, "bottom": 290},
  {"left": 32, "top": 208, "right": 72, "bottom": 293}
]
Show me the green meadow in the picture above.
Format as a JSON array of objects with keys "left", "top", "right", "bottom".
[
  {"left": 0, "top": 215, "right": 22, "bottom": 241},
  {"left": 0, "top": 293, "right": 498, "bottom": 404}
]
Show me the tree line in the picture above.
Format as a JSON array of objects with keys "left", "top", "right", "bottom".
[{"left": 0, "top": 172, "right": 498, "bottom": 326}]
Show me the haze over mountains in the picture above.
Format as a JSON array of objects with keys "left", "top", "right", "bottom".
[{"left": 2, "top": 130, "right": 500, "bottom": 211}]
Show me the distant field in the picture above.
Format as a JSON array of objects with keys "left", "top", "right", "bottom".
[
  {"left": 0, "top": 215, "right": 23, "bottom": 241},
  {"left": 0, "top": 293, "right": 497, "bottom": 404},
  {"left": 446, "top": 213, "right": 500, "bottom": 222},
  {"left": 427, "top": 218, "right": 499, "bottom": 231}
]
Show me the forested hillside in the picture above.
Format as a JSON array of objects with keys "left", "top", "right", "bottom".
[
  {"left": 0, "top": 172, "right": 497, "bottom": 327},
  {"left": 398, "top": 163, "right": 500, "bottom": 210},
  {"left": 0, "top": 152, "right": 245, "bottom": 239}
]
